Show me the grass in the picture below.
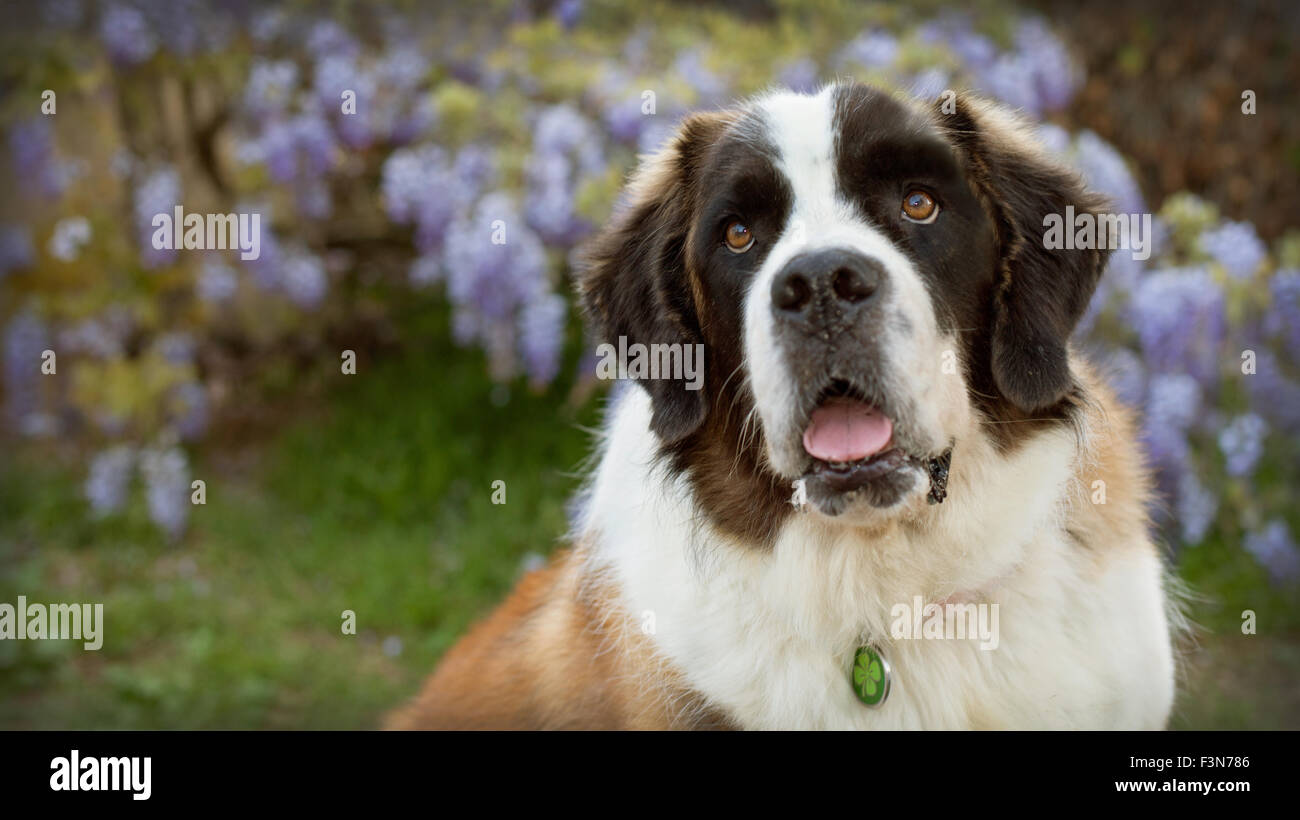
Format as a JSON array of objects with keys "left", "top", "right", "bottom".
[
  {"left": 0, "top": 302, "right": 1295, "bottom": 729},
  {"left": 0, "top": 301, "right": 601, "bottom": 729}
]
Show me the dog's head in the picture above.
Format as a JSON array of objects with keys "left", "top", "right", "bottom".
[{"left": 578, "top": 82, "right": 1109, "bottom": 536}]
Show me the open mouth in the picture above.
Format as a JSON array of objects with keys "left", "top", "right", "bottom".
[{"left": 799, "top": 380, "right": 919, "bottom": 504}]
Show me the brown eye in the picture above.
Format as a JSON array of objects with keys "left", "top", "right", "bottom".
[
  {"left": 724, "top": 220, "right": 754, "bottom": 253},
  {"left": 902, "top": 190, "right": 938, "bottom": 223}
]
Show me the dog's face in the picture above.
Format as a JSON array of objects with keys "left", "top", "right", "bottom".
[{"left": 580, "top": 83, "right": 1108, "bottom": 538}]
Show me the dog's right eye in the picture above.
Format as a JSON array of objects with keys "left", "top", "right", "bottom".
[
  {"left": 901, "top": 190, "right": 939, "bottom": 223},
  {"left": 724, "top": 220, "right": 755, "bottom": 253}
]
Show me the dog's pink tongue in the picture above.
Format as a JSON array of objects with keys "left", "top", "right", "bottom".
[{"left": 802, "top": 398, "right": 893, "bottom": 462}]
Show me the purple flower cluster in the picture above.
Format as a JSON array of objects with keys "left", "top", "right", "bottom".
[
  {"left": 238, "top": 38, "right": 435, "bottom": 224},
  {"left": 443, "top": 192, "right": 559, "bottom": 381},
  {"left": 601, "top": 92, "right": 650, "bottom": 146},
  {"left": 236, "top": 201, "right": 283, "bottom": 291},
  {"left": 279, "top": 248, "right": 328, "bottom": 309},
  {"left": 134, "top": 166, "right": 181, "bottom": 269},
  {"left": 1264, "top": 269, "right": 1300, "bottom": 353},
  {"left": 1141, "top": 373, "right": 1200, "bottom": 472},
  {"left": 98, "top": 0, "right": 245, "bottom": 64},
  {"left": 170, "top": 381, "right": 210, "bottom": 441},
  {"left": 244, "top": 60, "right": 299, "bottom": 117},
  {"left": 196, "top": 254, "right": 238, "bottom": 305},
  {"left": 239, "top": 114, "right": 339, "bottom": 212},
  {"left": 232, "top": 209, "right": 327, "bottom": 311},
  {"left": 1244, "top": 521, "right": 1300, "bottom": 585},
  {"left": 99, "top": 3, "right": 158, "bottom": 65},
  {"left": 1200, "top": 220, "right": 1266, "bottom": 280},
  {"left": 383, "top": 144, "right": 492, "bottom": 256},
  {"left": 920, "top": 14, "right": 1079, "bottom": 117},
  {"left": 58, "top": 312, "right": 129, "bottom": 359},
  {"left": 86, "top": 445, "right": 135, "bottom": 515},
  {"left": 778, "top": 58, "right": 820, "bottom": 95},
  {"left": 152, "top": 332, "right": 196, "bottom": 366},
  {"left": 8, "top": 117, "right": 67, "bottom": 199},
  {"left": 1072, "top": 131, "right": 1147, "bottom": 217},
  {"left": 1101, "top": 347, "right": 1148, "bottom": 408},
  {"left": 524, "top": 105, "right": 605, "bottom": 246},
  {"left": 840, "top": 30, "right": 900, "bottom": 70},
  {"left": 518, "top": 293, "right": 567, "bottom": 386},
  {"left": 3, "top": 313, "right": 51, "bottom": 430},
  {"left": 1246, "top": 349, "right": 1300, "bottom": 435},
  {"left": 312, "top": 48, "right": 433, "bottom": 149},
  {"left": 555, "top": 0, "right": 584, "bottom": 31},
  {"left": 0, "top": 224, "right": 35, "bottom": 279},
  {"left": 140, "top": 0, "right": 212, "bottom": 57},
  {"left": 672, "top": 49, "right": 728, "bottom": 107},
  {"left": 1010, "top": 18, "right": 1077, "bottom": 112},
  {"left": 1217, "top": 414, "right": 1267, "bottom": 478},
  {"left": 139, "top": 445, "right": 191, "bottom": 540},
  {"left": 1127, "top": 267, "right": 1226, "bottom": 388},
  {"left": 48, "top": 217, "right": 92, "bottom": 262},
  {"left": 1176, "top": 472, "right": 1217, "bottom": 546}
]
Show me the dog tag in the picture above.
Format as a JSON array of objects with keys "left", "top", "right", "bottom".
[{"left": 851, "top": 645, "right": 891, "bottom": 707}]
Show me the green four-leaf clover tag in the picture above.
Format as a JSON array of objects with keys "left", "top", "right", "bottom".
[{"left": 851, "top": 645, "right": 891, "bottom": 707}]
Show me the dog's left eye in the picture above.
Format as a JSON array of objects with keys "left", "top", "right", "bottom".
[
  {"left": 724, "top": 220, "right": 755, "bottom": 253},
  {"left": 901, "top": 190, "right": 939, "bottom": 224}
]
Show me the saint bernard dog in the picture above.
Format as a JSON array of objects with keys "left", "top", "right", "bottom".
[{"left": 388, "top": 81, "right": 1181, "bottom": 730}]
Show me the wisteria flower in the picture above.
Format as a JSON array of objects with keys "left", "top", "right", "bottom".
[
  {"left": 86, "top": 445, "right": 136, "bottom": 516},
  {"left": 135, "top": 166, "right": 181, "bottom": 269},
  {"left": 0, "top": 224, "right": 34, "bottom": 278},
  {"left": 1244, "top": 521, "right": 1300, "bottom": 585},
  {"left": 1217, "top": 413, "right": 1267, "bottom": 478},
  {"left": 1128, "top": 267, "right": 1225, "bottom": 387},
  {"left": 840, "top": 30, "right": 899, "bottom": 70},
  {"left": 1200, "top": 220, "right": 1266, "bottom": 280},
  {"left": 100, "top": 2, "right": 158, "bottom": 65},
  {"left": 139, "top": 445, "right": 190, "bottom": 540}
]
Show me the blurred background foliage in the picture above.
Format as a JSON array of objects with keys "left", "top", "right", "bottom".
[{"left": 0, "top": 0, "right": 1296, "bottom": 728}]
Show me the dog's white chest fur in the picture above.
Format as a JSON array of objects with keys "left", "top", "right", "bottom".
[{"left": 582, "top": 389, "right": 1175, "bottom": 730}]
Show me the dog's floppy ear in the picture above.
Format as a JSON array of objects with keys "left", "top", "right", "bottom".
[
  {"left": 576, "top": 113, "right": 728, "bottom": 444},
  {"left": 939, "top": 96, "right": 1112, "bottom": 413}
]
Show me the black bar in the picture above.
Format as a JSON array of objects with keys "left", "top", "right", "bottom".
[{"left": 1, "top": 730, "right": 1284, "bottom": 808}]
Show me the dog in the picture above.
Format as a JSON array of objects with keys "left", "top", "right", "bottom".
[{"left": 387, "top": 82, "right": 1179, "bottom": 730}]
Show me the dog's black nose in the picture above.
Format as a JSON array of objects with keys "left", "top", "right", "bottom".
[{"left": 771, "top": 248, "right": 884, "bottom": 324}]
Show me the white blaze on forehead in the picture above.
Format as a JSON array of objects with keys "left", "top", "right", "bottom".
[
  {"left": 758, "top": 87, "right": 845, "bottom": 228},
  {"left": 750, "top": 87, "right": 927, "bottom": 290}
]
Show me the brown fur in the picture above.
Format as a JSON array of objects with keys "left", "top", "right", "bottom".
[
  {"left": 1068, "top": 357, "right": 1158, "bottom": 564},
  {"left": 384, "top": 547, "right": 734, "bottom": 730}
]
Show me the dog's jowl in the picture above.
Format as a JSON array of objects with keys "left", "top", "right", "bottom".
[{"left": 388, "top": 82, "right": 1178, "bottom": 730}]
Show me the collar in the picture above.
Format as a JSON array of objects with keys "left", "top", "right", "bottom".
[{"left": 925, "top": 446, "right": 953, "bottom": 504}]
